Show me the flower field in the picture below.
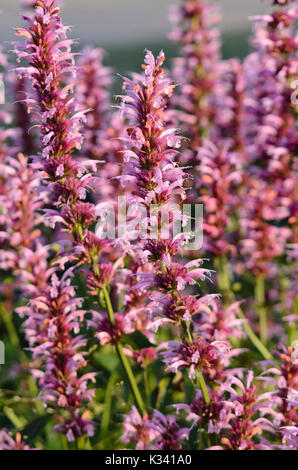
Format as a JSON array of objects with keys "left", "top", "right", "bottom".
[{"left": 0, "top": 0, "right": 297, "bottom": 451}]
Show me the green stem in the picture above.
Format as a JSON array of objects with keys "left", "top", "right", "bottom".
[
  {"left": 77, "top": 435, "right": 91, "bottom": 450},
  {"left": 102, "top": 287, "right": 115, "bottom": 323},
  {"left": 115, "top": 343, "right": 147, "bottom": 415},
  {"left": 279, "top": 275, "right": 296, "bottom": 344},
  {"left": 3, "top": 406, "right": 25, "bottom": 429},
  {"left": 196, "top": 370, "right": 210, "bottom": 404},
  {"left": 102, "top": 287, "right": 147, "bottom": 416},
  {"left": 237, "top": 309, "right": 272, "bottom": 361},
  {"left": 255, "top": 276, "right": 267, "bottom": 344},
  {"left": 143, "top": 366, "right": 150, "bottom": 409},
  {"left": 182, "top": 320, "right": 193, "bottom": 345},
  {"left": 69, "top": 440, "right": 78, "bottom": 450},
  {"left": 100, "top": 371, "right": 118, "bottom": 440},
  {"left": 0, "top": 305, "right": 23, "bottom": 356},
  {"left": 183, "top": 320, "right": 210, "bottom": 404},
  {"left": 214, "top": 256, "right": 233, "bottom": 303}
]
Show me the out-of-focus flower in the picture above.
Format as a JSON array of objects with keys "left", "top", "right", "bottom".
[
  {"left": 133, "top": 347, "right": 157, "bottom": 367},
  {"left": 279, "top": 426, "right": 298, "bottom": 450},
  {"left": 270, "top": 1, "right": 296, "bottom": 5},
  {"left": 121, "top": 406, "right": 157, "bottom": 450},
  {"left": 0, "top": 431, "right": 34, "bottom": 450},
  {"left": 76, "top": 46, "right": 111, "bottom": 160},
  {"left": 260, "top": 344, "right": 298, "bottom": 427},
  {"left": 13, "top": 74, "right": 37, "bottom": 154},
  {"left": 21, "top": 0, "right": 38, "bottom": 8},
  {"left": 240, "top": 179, "right": 291, "bottom": 277},
  {"left": 197, "top": 140, "right": 242, "bottom": 256},
  {"left": 76, "top": 47, "right": 126, "bottom": 200},
  {"left": 149, "top": 410, "right": 189, "bottom": 450},
  {"left": 0, "top": 153, "right": 51, "bottom": 297},
  {"left": 121, "top": 407, "right": 188, "bottom": 450},
  {"left": 243, "top": 2, "right": 297, "bottom": 236},
  {"left": 0, "top": 153, "right": 44, "bottom": 250},
  {"left": 169, "top": 0, "right": 221, "bottom": 156},
  {"left": 196, "top": 300, "right": 245, "bottom": 342},
  {"left": 211, "top": 59, "right": 247, "bottom": 159}
]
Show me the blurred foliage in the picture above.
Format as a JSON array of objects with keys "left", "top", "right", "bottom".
[{"left": 83, "top": 30, "right": 252, "bottom": 94}]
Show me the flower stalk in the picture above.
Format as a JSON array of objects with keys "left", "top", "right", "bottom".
[
  {"left": 255, "top": 276, "right": 267, "bottom": 344},
  {"left": 102, "top": 287, "right": 147, "bottom": 416},
  {"left": 196, "top": 370, "right": 210, "bottom": 404}
]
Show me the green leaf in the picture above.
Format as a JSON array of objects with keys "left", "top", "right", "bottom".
[
  {"left": 21, "top": 415, "right": 52, "bottom": 444},
  {"left": 183, "top": 372, "right": 195, "bottom": 403},
  {"left": 154, "top": 376, "right": 170, "bottom": 409},
  {"left": 189, "top": 424, "right": 199, "bottom": 449},
  {"left": 94, "top": 351, "right": 119, "bottom": 373},
  {"left": 122, "top": 330, "right": 154, "bottom": 350}
]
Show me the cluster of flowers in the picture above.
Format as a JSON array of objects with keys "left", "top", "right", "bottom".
[{"left": 0, "top": 0, "right": 297, "bottom": 451}]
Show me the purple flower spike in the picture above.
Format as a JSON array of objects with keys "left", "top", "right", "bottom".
[
  {"left": 197, "top": 140, "right": 242, "bottom": 256},
  {"left": 17, "top": 272, "right": 95, "bottom": 441},
  {"left": 169, "top": 0, "right": 221, "bottom": 156},
  {"left": 76, "top": 46, "right": 112, "bottom": 160}
]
